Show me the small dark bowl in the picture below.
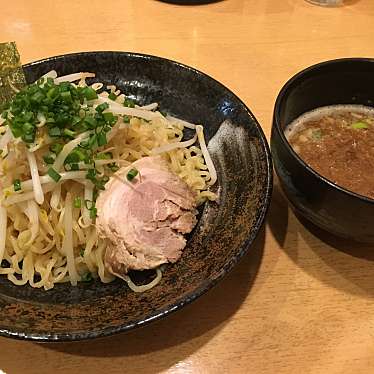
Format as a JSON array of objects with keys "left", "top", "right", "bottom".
[
  {"left": 0, "top": 52, "right": 272, "bottom": 341},
  {"left": 158, "top": 0, "right": 221, "bottom": 4},
  {"left": 271, "top": 58, "right": 374, "bottom": 243}
]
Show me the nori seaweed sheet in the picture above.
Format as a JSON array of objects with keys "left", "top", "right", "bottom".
[{"left": 0, "top": 42, "right": 26, "bottom": 104}]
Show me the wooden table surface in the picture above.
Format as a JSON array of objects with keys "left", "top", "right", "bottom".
[{"left": 1, "top": 0, "right": 374, "bottom": 373}]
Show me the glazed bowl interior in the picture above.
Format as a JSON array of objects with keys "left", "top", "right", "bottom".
[
  {"left": 0, "top": 52, "right": 272, "bottom": 341},
  {"left": 277, "top": 59, "right": 374, "bottom": 129},
  {"left": 272, "top": 58, "right": 374, "bottom": 242}
]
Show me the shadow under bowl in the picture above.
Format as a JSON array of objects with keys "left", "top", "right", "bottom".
[
  {"left": 0, "top": 51, "right": 272, "bottom": 341},
  {"left": 271, "top": 58, "right": 374, "bottom": 243}
]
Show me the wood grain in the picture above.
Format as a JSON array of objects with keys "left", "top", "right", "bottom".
[{"left": 1, "top": 0, "right": 374, "bottom": 373}]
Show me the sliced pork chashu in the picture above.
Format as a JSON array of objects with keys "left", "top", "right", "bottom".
[{"left": 96, "top": 156, "right": 197, "bottom": 278}]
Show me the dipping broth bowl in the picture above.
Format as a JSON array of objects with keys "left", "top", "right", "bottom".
[{"left": 271, "top": 58, "right": 374, "bottom": 243}]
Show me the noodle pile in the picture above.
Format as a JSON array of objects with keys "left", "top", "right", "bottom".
[{"left": 0, "top": 72, "right": 217, "bottom": 290}]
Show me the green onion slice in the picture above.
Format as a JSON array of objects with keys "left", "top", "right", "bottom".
[
  {"left": 96, "top": 102, "right": 109, "bottom": 113},
  {"left": 63, "top": 128, "right": 76, "bottom": 138},
  {"left": 90, "top": 207, "right": 97, "bottom": 219},
  {"left": 127, "top": 168, "right": 139, "bottom": 181},
  {"left": 73, "top": 197, "right": 82, "bottom": 208},
  {"left": 43, "top": 153, "right": 55, "bottom": 164},
  {"left": 50, "top": 143, "right": 63, "bottom": 155},
  {"left": 13, "top": 179, "right": 21, "bottom": 192},
  {"left": 82, "top": 87, "right": 98, "bottom": 101},
  {"left": 48, "top": 127, "right": 61, "bottom": 137},
  {"left": 47, "top": 167, "right": 62, "bottom": 182},
  {"left": 123, "top": 98, "right": 135, "bottom": 108},
  {"left": 97, "top": 132, "right": 107, "bottom": 146},
  {"left": 351, "top": 121, "right": 369, "bottom": 130},
  {"left": 108, "top": 92, "right": 117, "bottom": 101}
]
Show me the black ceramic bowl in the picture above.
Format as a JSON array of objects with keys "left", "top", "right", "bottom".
[
  {"left": 159, "top": 0, "right": 221, "bottom": 4},
  {"left": 0, "top": 52, "right": 272, "bottom": 341},
  {"left": 272, "top": 58, "right": 374, "bottom": 243}
]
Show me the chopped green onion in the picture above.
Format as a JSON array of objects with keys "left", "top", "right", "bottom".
[
  {"left": 108, "top": 92, "right": 117, "bottom": 100},
  {"left": 108, "top": 163, "right": 119, "bottom": 172},
  {"left": 79, "top": 139, "right": 90, "bottom": 149},
  {"left": 61, "top": 91, "right": 72, "bottom": 103},
  {"left": 21, "top": 132, "right": 35, "bottom": 143},
  {"left": 82, "top": 87, "right": 98, "bottom": 101},
  {"left": 127, "top": 168, "right": 139, "bottom": 181},
  {"left": 351, "top": 121, "right": 368, "bottom": 130},
  {"left": 22, "top": 122, "right": 34, "bottom": 134},
  {"left": 88, "top": 134, "right": 97, "bottom": 148},
  {"left": 63, "top": 128, "right": 75, "bottom": 138},
  {"left": 13, "top": 179, "right": 21, "bottom": 192},
  {"left": 50, "top": 143, "right": 63, "bottom": 155},
  {"left": 75, "top": 149, "right": 86, "bottom": 161},
  {"left": 30, "top": 91, "right": 45, "bottom": 103},
  {"left": 103, "top": 112, "right": 117, "bottom": 126},
  {"left": 71, "top": 115, "right": 81, "bottom": 127},
  {"left": 96, "top": 102, "right": 109, "bottom": 113},
  {"left": 47, "top": 87, "right": 58, "bottom": 100},
  {"left": 96, "top": 152, "right": 112, "bottom": 160},
  {"left": 10, "top": 125, "right": 22, "bottom": 138},
  {"left": 65, "top": 152, "right": 80, "bottom": 164},
  {"left": 123, "top": 115, "right": 130, "bottom": 123},
  {"left": 22, "top": 112, "right": 33, "bottom": 122},
  {"left": 43, "top": 153, "right": 55, "bottom": 164},
  {"left": 76, "top": 122, "right": 89, "bottom": 132},
  {"left": 92, "top": 188, "right": 99, "bottom": 202},
  {"left": 79, "top": 248, "right": 85, "bottom": 257},
  {"left": 123, "top": 98, "right": 135, "bottom": 108},
  {"left": 92, "top": 174, "right": 110, "bottom": 190},
  {"left": 97, "top": 132, "right": 107, "bottom": 146},
  {"left": 94, "top": 180, "right": 105, "bottom": 190},
  {"left": 90, "top": 207, "right": 97, "bottom": 219},
  {"left": 86, "top": 168, "right": 96, "bottom": 180},
  {"left": 48, "top": 127, "right": 61, "bottom": 137},
  {"left": 84, "top": 116, "right": 97, "bottom": 129},
  {"left": 55, "top": 112, "right": 71, "bottom": 126},
  {"left": 4, "top": 76, "right": 121, "bottom": 174},
  {"left": 84, "top": 198, "right": 97, "bottom": 218},
  {"left": 73, "top": 197, "right": 82, "bottom": 208},
  {"left": 47, "top": 167, "right": 62, "bottom": 182},
  {"left": 84, "top": 154, "right": 93, "bottom": 165},
  {"left": 59, "top": 82, "right": 70, "bottom": 91}
]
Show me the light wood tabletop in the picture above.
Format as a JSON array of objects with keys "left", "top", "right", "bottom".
[{"left": 1, "top": 0, "right": 374, "bottom": 373}]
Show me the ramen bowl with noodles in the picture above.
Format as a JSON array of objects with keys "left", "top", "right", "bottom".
[
  {"left": 0, "top": 69, "right": 217, "bottom": 292},
  {"left": 272, "top": 58, "right": 374, "bottom": 243},
  {"left": 0, "top": 51, "right": 272, "bottom": 341}
]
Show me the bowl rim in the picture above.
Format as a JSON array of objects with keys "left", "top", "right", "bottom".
[
  {"left": 1, "top": 51, "right": 273, "bottom": 342},
  {"left": 273, "top": 57, "right": 374, "bottom": 205}
]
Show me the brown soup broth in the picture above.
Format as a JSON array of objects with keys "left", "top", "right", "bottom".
[{"left": 285, "top": 105, "right": 374, "bottom": 199}]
